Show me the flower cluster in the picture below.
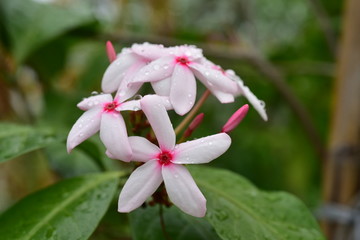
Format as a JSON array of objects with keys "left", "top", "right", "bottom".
[{"left": 67, "top": 42, "right": 267, "bottom": 217}]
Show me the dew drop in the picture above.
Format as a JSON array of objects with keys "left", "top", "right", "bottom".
[
  {"left": 91, "top": 91, "right": 98, "bottom": 95},
  {"left": 207, "top": 81, "right": 213, "bottom": 86},
  {"left": 205, "top": 71, "right": 210, "bottom": 76},
  {"left": 163, "top": 64, "right": 169, "bottom": 69},
  {"left": 144, "top": 71, "right": 150, "bottom": 76},
  {"left": 134, "top": 94, "right": 143, "bottom": 100},
  {"left": 174, "top": 174, "right": 179, "bottom": 178},
  {"left": 208, "top": 141, "right": 213, "bottom": 145},
  {"left": 188, "top": 94, "right": 192, "bottom": 98},
  {"left": 153, "top": 64, "right": 160, "bottom": 70},
  {"left": 259, "top": 100, "right": 266, "bottom": 107},
  {"left": 79, "top": 133, "right": 84, "bottom": 137},
  {"left": 78, "top": 124, "right": 83, "bottom": 128},
  {"left": 133, "top": 106, "right": 140, "bottom": 111}
]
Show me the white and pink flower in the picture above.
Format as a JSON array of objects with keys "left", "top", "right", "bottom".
[
  {"left": 130, "top": 45, "right": 238, "bottom": 115},
  {"left": 118, "top": 95, "right": 231, "bottom": 217},
  {"left": 66, "top": 93, "right": 142, "bottom": 162}
]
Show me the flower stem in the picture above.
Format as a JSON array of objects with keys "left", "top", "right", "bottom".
[
  {"left": 175, "top": 90, "right": 211, "bottom": 136},
  {"left": 159, "top": 205, "right": 172, "bottom": 240}
]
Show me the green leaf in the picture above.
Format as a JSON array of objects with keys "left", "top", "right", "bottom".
[
  {"left": 129, "top": 205, "right": 221, "bottom": 240},
  {"left": 0, "top": 172, "right": 122, "bottom": 240},
  {"left": 0, "top": 0, "right": 97, "bottom": 63},
  {"left": 0, "top": 123, "right": 65, "bottom": 163},
  {"left": 189, "top": 166, "right": 325, "bottom": 240}
]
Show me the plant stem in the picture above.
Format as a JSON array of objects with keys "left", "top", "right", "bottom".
[
  {"left": 174, "top": 90, "right": 211, "bottom": 136},
  {"left": 159, "top": 205, "right": 172, "bottom": 240}
]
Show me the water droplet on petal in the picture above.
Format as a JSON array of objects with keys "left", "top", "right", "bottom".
[
  {"left": 145, "top": 71, "right": 150, "bottom": 76},
  {"left": 259, "top": 100, "right": 266, "bottom": 107},
  {"left": 153, "top": 64, "right": 160, "bottom": 70},
  {"left": 134, "top": 94, "right": 142, "bottom": 100},
  {"left": 188, "top": 94, "right": 192, "bottom": 98},
  {"left": 91, "top": 91, "right": 98, "bottom": 95},
  {"left": 78, "top": 124, "right": 83, "bottom": 128},
  {"left": 208, "top": 141, "right": 213, "bottom": 145},
  {"left": 79, "top": 133, "right": 84, "bottom": 137},
  {"left": 163, "top": 64, "right": 169, "bottom": 69},
  {"left": 205, "top": 71, "right": 210, "bottom": 76}
]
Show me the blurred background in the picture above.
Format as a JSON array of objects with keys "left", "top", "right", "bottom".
[{"left": 0, "top": 0, "right": 358, "bottom": 239}]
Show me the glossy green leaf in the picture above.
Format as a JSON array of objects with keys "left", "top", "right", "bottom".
[
  {"left": 0, "top": 123, "right": 65, "bottom": 163},
  {"left": 0, "top": 0, "right": 97, "bottom": 63},
  {"left": 129, "top": 205, "right": 221, "bottom": 240},
  {"left": 189, "top": 166, "right": 325, "bottom": 240},
  {"left": 0, "top": 172, "right": 122, "bottom": 240}
]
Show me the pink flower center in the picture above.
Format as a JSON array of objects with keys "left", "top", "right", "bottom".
[
  {"left": 157, "top": 151, "right": 173, "bottom": 165},
  {"left": 176, "top": 56, "right": 190, "bottom": 65},
  {"left": 104, "top": 101, "right": 119, "bottom": 112}
]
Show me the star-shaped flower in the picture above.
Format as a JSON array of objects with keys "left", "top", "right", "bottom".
[
  {"left": 130, "top": 45, "right": 238, "bottom": 115},
  {"left": 101, "top": 42, "right": 166, "bottom": 97},
  {"left": 66, "top": 93, "right": 142, "bottom": 161},
  {"left": 118, "top": 95, "right": 231, "bottom": 217}
]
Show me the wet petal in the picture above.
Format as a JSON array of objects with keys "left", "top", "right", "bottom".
[
  {"left": 173, "top": 133, "right": 231, "bottom": 164},
  {"left": 151, "top": 77, "right": 171, "bottom": 96},
  {"left": 210, "top": 89, "right": 235, "bottom": 103},
  {"left": 170, "top": 64, "right": 196, "bottom": 115},
  {"left": 100, "top": 112, "right": 132, "bottom": 162},
  {"left": 131, "top": 56, "right": 175, "bottom": 83},
  {"left": 118, "top": 160, "right": 163, "bottom": 212},
  {"left": 162, "top": 164, "right": 206, "bottom": 217},
  {"left": 131, "top": 43, "right": 166, "bottom": 60},
  {"left": 115, "top": 61, "right": 147, "bottom": 102},
  {"left": 141, "top": 95, "right": 176, "bottom": 151},
  {"left": 77, "top": 94, "right": 113, "bottom": 111},
  {"left": 116, "top": 100, "right": 141, "bottom": 112},
  {"left": 237, "top": 82, "right": 268, "bottom": 121},
  {"left": 128, "top": 136, "right": 160, "bottom": 162},
  {"left": 101, "top": 53, "right": 139, "bottom": 93},
  {"left": 190, "top": 62, "right": 237, "bottom": 94},
  {"left": 67, "top": 107, "right": 102, "bottom": 152}
]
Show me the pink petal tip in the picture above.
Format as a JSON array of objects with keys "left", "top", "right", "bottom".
[{"left": 106, "top": 41, "right": 117, "bottom": 63}]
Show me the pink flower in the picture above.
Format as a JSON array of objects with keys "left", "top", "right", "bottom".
[
  {"left": 118, "top": 95, "right": 231, "bottom": 217},
  {"left": 66, "top": 93, "right": 142, "bottom": 162},
  {"left": 130, "top": 45, "right": 238, "bottom": 115},
  {"left": 101, "top": 43, "right": 166, "bottom": 96},
  {"left": 205, "top": 60, "right": 268, "bottom": 121}
]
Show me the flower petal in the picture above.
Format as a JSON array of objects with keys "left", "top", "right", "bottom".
[
  {"left": 141, "top": 95, "right": 176, "bottom": 151},
  {"left": 116, "top": 100, "right": 141, "bottom": 112},
  {"left": 237, "top": 82, "right": 268, "bottom": 121},
  {"left": 190, "top": 62, "right": 237, "bottom": 94},
  {"left": 162, "top": 164, "right": 206, "bottom": 217},
  {"left": 101, "top": 53, "right": 139, "bottom": 93},
  {"left": 210, "top": 89, "right": 235, "bottom": 103},
  {"left": 170, "top": 64, "right": 196, "bottom": 115},
  {"left": 151, "top": 77, "right": 171, "bottom": 96},
  {"left": 115, "top": 61, "right": 147, "bottom": 102},
  {"left": 131, "top": 56, "right": 175, "bottom": 83},
  {"left": 131, "top": 43, "right": 166, "bottom": 60},
  {"left": 66, "top": 107, "right": 102, "bottom": 152},
  {"left": 77, "top": 94, "right": 113, "bottom": 111},
  {"left": 173, "top": 133, "right": 231, "bottom": 164},
  {"left": 128, "top": 136, "right": 160, "bottom": 162},
  {"left": 100, "top": 112, "right": 132, "bottom": 162},
  {"left": 118, "top": 160, "right": 163, "bottom": 212}
]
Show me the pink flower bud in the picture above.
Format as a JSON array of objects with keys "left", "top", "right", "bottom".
[
  {"left": 184, "top": 113, "right": 204, "bottom": 138},
  {"left": 106, "top": 41, "right": 117, "bottom": 63},
  {"left": 221, "top": 104, "right": 249, "bottom": 133}
]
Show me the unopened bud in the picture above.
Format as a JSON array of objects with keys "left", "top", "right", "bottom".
[
  {"left": 106, "top": 41, "right": 117, "bottom": 63},
  {"left": 221, "top": 104, "right": 249, "bottom": 133},
  {"left": 184, "top": 113, "right": 204, "bottom": 138}
]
